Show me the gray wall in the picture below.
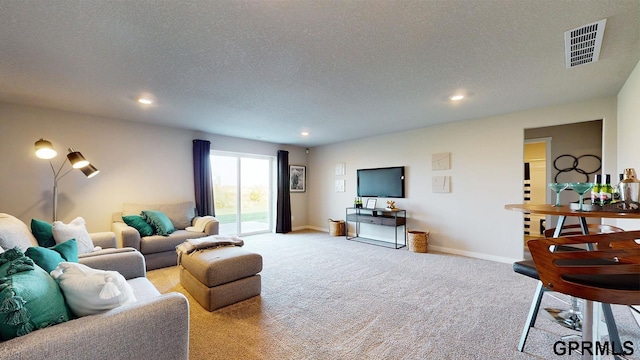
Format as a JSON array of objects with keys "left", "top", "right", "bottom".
[
  {"left": 308, "top": 97, "right": 619, "bottom": 263},
  {"left": 0, "top": 103, "right": 308, "bottom": 232}
]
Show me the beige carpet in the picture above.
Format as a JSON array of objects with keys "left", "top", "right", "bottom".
[{"left": 147, "top": 230, "right": 640, "bottom": 359}]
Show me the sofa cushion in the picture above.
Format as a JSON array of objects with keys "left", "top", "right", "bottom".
[
  {"left": 0, "top": 214, "right": 39, "bottom": 252},
  {"left": 52, "top": 217, "right": 95, "bottom": 255},
  {"left": 0, "top": 248, "right": 71, "bottom": 341},
  {"left": 141, "top": 211, "right": 175, "bottom": 236},
  {"left": 140, "top": 230, "right": 209, "bottom": 255},
  {"left": 50, "top": 262, "right": 137, "bottom": 317},
  {"left": 123, "top": 202, "right": 195, "bottom": 230},
  {"left": 122, "top": 215, "right": 154, "bottom": 237},
  {"left": 25, "top": 239, "right": 79, "bottom": 273},
  {"left": 30, "top": 218, "right": 56, "bottom": 247}
]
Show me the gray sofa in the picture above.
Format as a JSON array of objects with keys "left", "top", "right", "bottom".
[
  {"left": 0, "top": 232, "right": 190, "bottom": 360},
  {"left": 112, "top": 201, "right": 219, "bottom": 270}
]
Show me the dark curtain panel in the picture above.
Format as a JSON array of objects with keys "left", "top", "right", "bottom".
[
  {"left": 276, "top": 150, "right": 292, "bottom": 233},
  {"left": 193, "top": 139, "right": 215, "bottom": 216}
]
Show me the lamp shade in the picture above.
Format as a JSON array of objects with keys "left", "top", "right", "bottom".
[
  {"left": 67, "top": 148, "right": 90, "bottom": 168},
  {"left": 35, "top": 139, "right": 57, "bottom": 159},
  {"left": 79, "top": 164, "right": 100, "bottom": 178}
]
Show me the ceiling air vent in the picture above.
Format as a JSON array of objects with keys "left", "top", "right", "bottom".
[{"left": 564, "top": 18, "right": 606, "bottom": 68}]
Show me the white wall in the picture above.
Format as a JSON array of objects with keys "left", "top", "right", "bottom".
[
  {"left": 616, "top": 59, "right": 640, "bottom": 229},
  {"left": 309, "top": 97, "right": 618, "bottom": 263},
  {"left": 0, "top": 103, "right": 308, "bottom": 232}
]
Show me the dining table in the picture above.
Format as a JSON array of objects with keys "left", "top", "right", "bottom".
[{"left": 505, "top": 203, "right": 640, "bottom": 360}]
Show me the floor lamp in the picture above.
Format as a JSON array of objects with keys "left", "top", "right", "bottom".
[{"left": 35, "top": 138, "right": 100, "bottom": 221}]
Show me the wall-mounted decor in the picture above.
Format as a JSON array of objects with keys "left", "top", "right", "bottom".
[
  {"left": 432, "top": 176, "right": 451, "bottom": 193},
  {"left": 552, "top": 154, "right": 601, "bottom": 183},
  {"left": 432, "top": 152, "right": 451, "bottom": 170},
  {"left": 335, "top": 179, "right": 345, "bottom": 192},
  {"left": 290, "top": 165, "right": 306, "bottom": 193},
  {"left": 335, "top": 162, "right": 346, "bottom": 176}
]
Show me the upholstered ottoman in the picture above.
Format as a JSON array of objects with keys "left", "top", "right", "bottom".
[{"left": 179, "top": 246, "right": 262, "bottom": 311}]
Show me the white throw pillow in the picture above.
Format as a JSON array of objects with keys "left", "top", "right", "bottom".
[
  {"left": 0, "top": 213, "right": 39, "bottom": 252},
  {"left": 52, "top": 217, "right": 95, "bottom": 254},
  {"left": 50, "top": 262, "right": 136, "bottom": 317}
]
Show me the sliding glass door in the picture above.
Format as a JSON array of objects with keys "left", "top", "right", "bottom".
[{"left": 211, "top": 152, "right": 273, "bottom": 235}]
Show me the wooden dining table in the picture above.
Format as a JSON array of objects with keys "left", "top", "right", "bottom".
[{"left": 505, "top": 203, "right": 640, "bottom": 360}]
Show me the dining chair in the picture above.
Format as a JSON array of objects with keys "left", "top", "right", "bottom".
[
  {"left": 528, "top": 231, "right": 640, "bottom": 357},
  {"left": 513, "top": 224, "right": 624, "bottom": 352}
]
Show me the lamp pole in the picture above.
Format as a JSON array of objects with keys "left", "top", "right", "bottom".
[{"left": 49, "top": 157, "right": 74, "bottom": 222}]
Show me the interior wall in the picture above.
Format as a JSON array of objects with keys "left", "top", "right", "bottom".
[
  {"left": 308, "top": 96, "right": 617, "bottom": 263},
  {"left": 0, "top": 102, "right": 308, "bottom": 232},
  {"left": 616, "top": 59, "right": 640, "bottom": 229}
]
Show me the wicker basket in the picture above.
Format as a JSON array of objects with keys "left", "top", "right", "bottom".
[
  {"left": 407, "top": 230, "right": 429, "bottom": 253},
  {"left": 328, "top": 219, "right": 345, "bottom": 236}
]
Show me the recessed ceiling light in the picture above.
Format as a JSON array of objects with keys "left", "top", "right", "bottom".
[
  {"left": 137, "top": 92, "right": 156, "bottom": 105},
  {"left": 301, "top": 132, "right": 309, "bottom": 136},
  {"left": 450, "top": 95, "right": 465, "bottom": 101}
]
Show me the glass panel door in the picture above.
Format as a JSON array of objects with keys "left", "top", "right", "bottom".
[
  {"left": 211, "top": 153, "right": 272, "bottom": 235},
  {"left": 240, "top": 157, "right": 271, "bottom": 234}
]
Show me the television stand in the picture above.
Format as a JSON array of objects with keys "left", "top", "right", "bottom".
[{"left": 345, "top": 207, "right": 407, "bottom": 249}]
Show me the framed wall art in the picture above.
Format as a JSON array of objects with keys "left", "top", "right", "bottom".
[
  {"left": 290, "top": 165, "right": 306, "bottom": 193},
  {"left": 365, "top": 198, "right": 377, "bottom": 209},
  {"left": 432, "top": 152, "right": 451, "bottom": 170}
]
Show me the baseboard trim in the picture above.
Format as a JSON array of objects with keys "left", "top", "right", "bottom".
[
  {"left": 427, "top": 245, "right": 520, "bottom": 264},
  {"left": 294, "top": 227, "right": 520, "bottom": 264}
]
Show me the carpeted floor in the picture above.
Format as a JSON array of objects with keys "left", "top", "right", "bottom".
[{"left": 147, "top": 230, "right": 640, "bottom": 359}]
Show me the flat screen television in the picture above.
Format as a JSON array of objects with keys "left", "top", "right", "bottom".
[{"left": 357, "top": 166, "right": 405, "bottom": 198}]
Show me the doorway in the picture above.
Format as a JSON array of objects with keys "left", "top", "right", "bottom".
[
  {"left": 523, "top": 120, "right": 603, "bottom": 255},
  {"left": 524, "top": 138, "right": 550, "bottom": 241},
  {"left": 211, "top": 152, "right": 274, "bottom": 236}
]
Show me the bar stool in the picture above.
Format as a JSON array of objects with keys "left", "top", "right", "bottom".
[
  {"left": 513, "top": 224, "right": 624, "bottom": 352},
  {"left": 528, "top": 231, "right": 640, "bottom": 358}
]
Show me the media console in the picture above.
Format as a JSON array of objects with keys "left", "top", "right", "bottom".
[{"left": 345, "top": 207, "right": 407, "bottom": 249}]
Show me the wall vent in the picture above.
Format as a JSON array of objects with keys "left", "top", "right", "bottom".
[{"left": 564, "top": 18, "right": 606, "bottom": 68}]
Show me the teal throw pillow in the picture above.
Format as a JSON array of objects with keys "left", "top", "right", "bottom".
[
  {"left": 122, "top": 215, "right": 154, "bottom": 237},
  {"left": 31, "top": 219, "right": 55, "bottom": 248},
  {"left": 25, "top": 239, "right": 79, "bottom": 273},
  {"left": 141, "top": 210, "right": 175, "bottom": 236},
  {"left": 0, "top": 248, "right": 71, "bottom": 340}
]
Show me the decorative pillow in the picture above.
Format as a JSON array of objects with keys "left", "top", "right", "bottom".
[
  {"left": 50, "top": 262, "right": 136, "bottom": 317},
  {"left": 31, "top": 218, "right": 56, "bottom": 247},
  {"left": 123, "top": 202, "right": 195, "bottom": 230},
  {"left": 141, "top": 210, "right": 175, "bottom": 236},
  {"left": 0, "top": 213, "right": 39, "bottom": 252},
  {"left": 25, "top": 239, "right": 79, "bottom": 273},
  {"left": 52, "top": 217, "right": 95, "bottom": 255},
  {"left": 0, "top": 248, "right": 71, "bottom": 340},
  {"left": 122, "top": 215, "right": 154, "bottom": 237}
]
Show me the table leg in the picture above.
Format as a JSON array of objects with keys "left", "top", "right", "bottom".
[
  {"left": 547, "top": 215, "right": 584, "bottom": 331},
  {"left": 553, "top": 216, "right": 567, "bottom": 237},
  {"left": 579, "top": 216, "right": 590, "bottom": 235},
  {"left": 581, "top": 300, "right": 602, "bottom": 360}
]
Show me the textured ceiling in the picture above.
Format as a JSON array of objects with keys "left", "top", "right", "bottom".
[{"left": 1, "top": 0, "right": 639, "bottom": 147}]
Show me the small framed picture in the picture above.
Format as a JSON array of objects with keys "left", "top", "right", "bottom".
[
  {"left": 290, "top": 165, "right": 306, "bottom": 193},
  {"left": 365, "top": 198, "right": 377, "bottom": 209}
]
